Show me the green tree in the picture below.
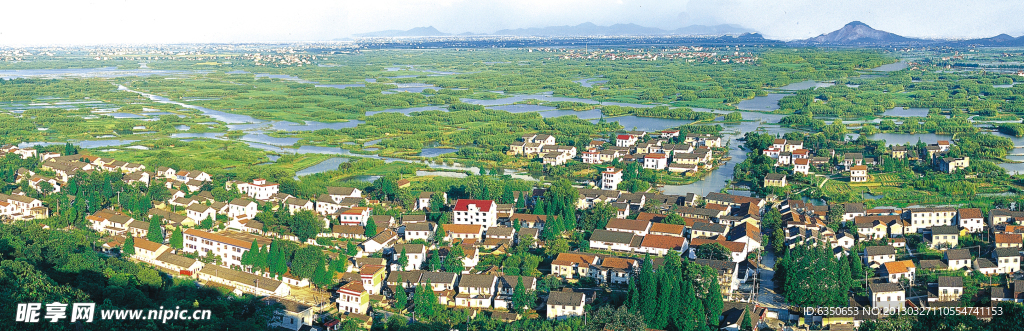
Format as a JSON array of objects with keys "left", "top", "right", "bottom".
[
  {"left": 434, "top": 223, "right": 446, "bottom": 243},
  {"left": 346, "top": 241, "right": 358, "bottom": 256},
  {"left": 291, "top": 246, "right": 324, "bottom": 280},
  {"left": 626, "top": 277, "right": 640, "bottom": 312},
  {"left": 580, "top": 202, "right": 617, "bottom": 232},
  {"left": 589, "top": 305, "right": 647, "bottom": 331},
  {"left": 740, "top": 308, "right": 752, "bottom": 331},
  {"left": 254, "top": 246, "right": 269, "bottom": 272},
  {"left": 288, "top": 210, "right": 321, "bottom": 242},
  {"left": 771, "top": 227, "right": 786, "bottom": 253},
  {"left": 849, "top": 252, "right": 865, "bottom": 280},
  {"left": 147, "top": 215, "right": 163, "bottom": 243},
  {"left": 364, "top": 219, "right": 378, "bottom": 237},
  {"left": 512, "top": 276, "right": 530, "bottom": 313},
  {"left": 664, "top": 213, "right": 686, "bottom": 226},
  {"left": 395, "top": 276, "right": 407, "bottom": 311},
  {"left": 676, "top": 276, "right": 703, "bottom": 331},
  {"left": 201, "top": 215, "right": 213, "bottom": 229},
  {"left": 533, "top": 199, "right": 545, "bottom": 215},
  {"left": 544, "top": 238, "right": 569, "bottom": 257},
  {"left": 428, "top": 250, "right": 442, "bottom": 271},
  {"left": 64, "top": 142, "right": 77, "bottom": 155},
  {"left": 397, "top": 247, "right": 409, "bottom": 271},
  {"left": 169, "top": 227, "right": 183, "bottom": 249},
  {"left": 429, "top": 192, "right": 446, "bottom": 211},
  {"left": 695, "top": 243, "right": 732, "bottom": 261},
  {"left": 312, "top": 264, "right": 333, "bottom": 288},
  {"left": 826, "top": 204, "right": 845, "bottom": 224},
  {"left": 122, "top": 235, "right": 135, "bottom": 257},
  {"left": 38, "top": 181, "right": 54, "bottom": 195},
  {"left": 704, "top": 280, "right": 723, "bottom": 331},
  {"left": 989, "top": 301, "right": 1024, "bottom": 331},
  {"left": 639, "top": 254, "right": 657, "bottom": 324},
  {"left": 444, "top": 245, "right": 465, "bottom": 273},
  {"left": 241, "top": 239, "right": 260, "bottom": 271},
  {"left": 762, "top": 207, "right": 782, "bottom": 231}
]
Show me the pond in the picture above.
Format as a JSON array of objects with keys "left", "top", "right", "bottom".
[
  {"left": 575, "top": 78, "right": 608, "bottom": 87},
  {"left": 119, "top": 85, "right": 363, "bottom": 131},
  {"left": 600, "top": 101, "right": 660, "bottom": 108},
  {"left": 367, "top": 106, "right": 448, "bottom": 116},
  {"left": 735, "top": 94, "right": 790, "bottom": 111},
  {"left": 489, "top": 104, "right": 558, "bottom": 113},
  {"left": 863, "top": 193, "right": 885, "bottom": 200},
  {"left": 882, "top": 107, "right": 929, "bottom": 117},
  {"left": 692, "top": 108, "right": 786, "bottom": 123},
  {"left": 351, "top": 175, "right": 382, "bottom": 182},
  {"left": 461, "top": 92, "right": 600, "bottom": 106},
  {"left": 175, "top": 125, "right": 190, "bottom": 131},
  {"left": 254, "top": 73, "right": 312, "bottom": 83},
  {"left": 541, "top": 108, "right": 604, "bottom": 119},
  {"left": 592, "top": 116, "right": 694, "bottom": 132},
  {"left": 107, "top": 112, "right": 148, "bottom": 119},
  {"left": 872, "top": 61, "right": 910, "bottom": 72},
  {"left": 266, "top": 120, "right": 364, "bottom": 131},
  {"left": 416, "top": 170, "right": 468, "bottom": 178},
  {"left": 856, "top": 132, "right": 951, "bottom": 146},
  {"left": 0, "top": 67, "right": 201, "bottom": 79},
  {"left": 316, "top": 83, "right": 365, "bottom": 89},
  {"left": 241, "top": 134, "right": 300, "bottom": 146},
  {"left": 20, "top": 139, "right": 138, "bottom": 149},
  {"left": 295, "top": 157, "right": 350, "bottom": 177},
  {"left": 419, "top": 148, "right": 458, "bottom": 157},
  {"left": 171, "top": 132, "right": 224, "bottom": 139},
  {"left": 779, "top": 80, "right": 834, "bottom": 90}
]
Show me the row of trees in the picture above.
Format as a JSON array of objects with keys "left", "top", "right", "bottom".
[
  {"left": 624, "top": 252, "right": 725, "bottom": 331},
  {"left": 773, "top": 243, "right": 857, "bottom": 307},
  {"left": 238, "top": 239, "right": 337, "bottom": 287},
  {"left": 0, "top": 222, "right": 281, "bottom": 329}
]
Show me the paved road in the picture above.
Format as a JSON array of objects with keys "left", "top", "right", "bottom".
[{"left": 756, "top": 248, "right": 788, "bottom": 309}]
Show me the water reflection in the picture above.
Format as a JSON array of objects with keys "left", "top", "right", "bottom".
[
  {"left": 881, "top": 107, "right": 929, "bottom": 117},
  {"left": 736, "top": 94, "right": 790, "bottom": 111},
  {"left": 779, "top": 80, "right": 834, "bottom": 90},
  {"left": 295, "top": 157, "right": 350, "bottom": 177}
]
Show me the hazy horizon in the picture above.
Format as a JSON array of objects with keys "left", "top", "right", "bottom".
[{"left": 1, "top": 0, "right": 1022, "bottom": 45}]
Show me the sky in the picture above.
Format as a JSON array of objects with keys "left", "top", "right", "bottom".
[{"left": 0, "top": 0, "right": 1022, "bottom": 45}]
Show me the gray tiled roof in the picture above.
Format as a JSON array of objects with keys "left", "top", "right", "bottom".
[
  {"left": 869, "top": 282, "right": 903, "bottom": 293},
  {"left": 547, "top": 290, "right": 585, "bottom": 306},
  {"left": 589, "top": 229, "right": 637, "bottom": 245},
  {"left": 945, "top": 249, "right": 971, "bottom": 261},
  {"left": 937, "top": 276, "right": 963, "bottom": 288},
  {"left": 865, "top": 245, "right": 896, "bottom": 256}
]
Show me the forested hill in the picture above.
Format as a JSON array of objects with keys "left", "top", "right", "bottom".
[{"left": 0, "top": 222, "right": 280, "bottom": 330}]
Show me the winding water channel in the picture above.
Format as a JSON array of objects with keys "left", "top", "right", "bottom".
[{"left": 12, "top": 67, "right": 1022, "bottom": 194}]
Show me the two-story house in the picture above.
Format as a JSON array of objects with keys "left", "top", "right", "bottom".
[
  {"left": 546, "top": 290, "right": 585, "bottom": 320},
  {"left": 864, "top": 246, "right": 897, "bottom": 268},
  {"left": 455, "top": 274, "right": 497, "bottom": 308},
  {"left": 453, "top": 199, "right": 499, "bottom": 231},
  {"left": 944, "top": 249, "right": 973, "bottom": 270}
]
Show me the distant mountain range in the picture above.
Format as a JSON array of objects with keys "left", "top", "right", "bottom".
[
  {"left": 353, "top": 26, "right": 450, "bottom": 38},
  {"left": 793, "top": 21, "right": 919, "bottom": 45},
  {"left": 350, "top": 22, "right": 754, "bottom": 38},
  {"left": 792, "top": 21, "right": 1024, "bottom": 46},
  {"left": 491, "top": 22, "right": 753, "bottom": 37},
  {"left": 348, "top": 21, "right": 1024, "bottom": 47}
]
